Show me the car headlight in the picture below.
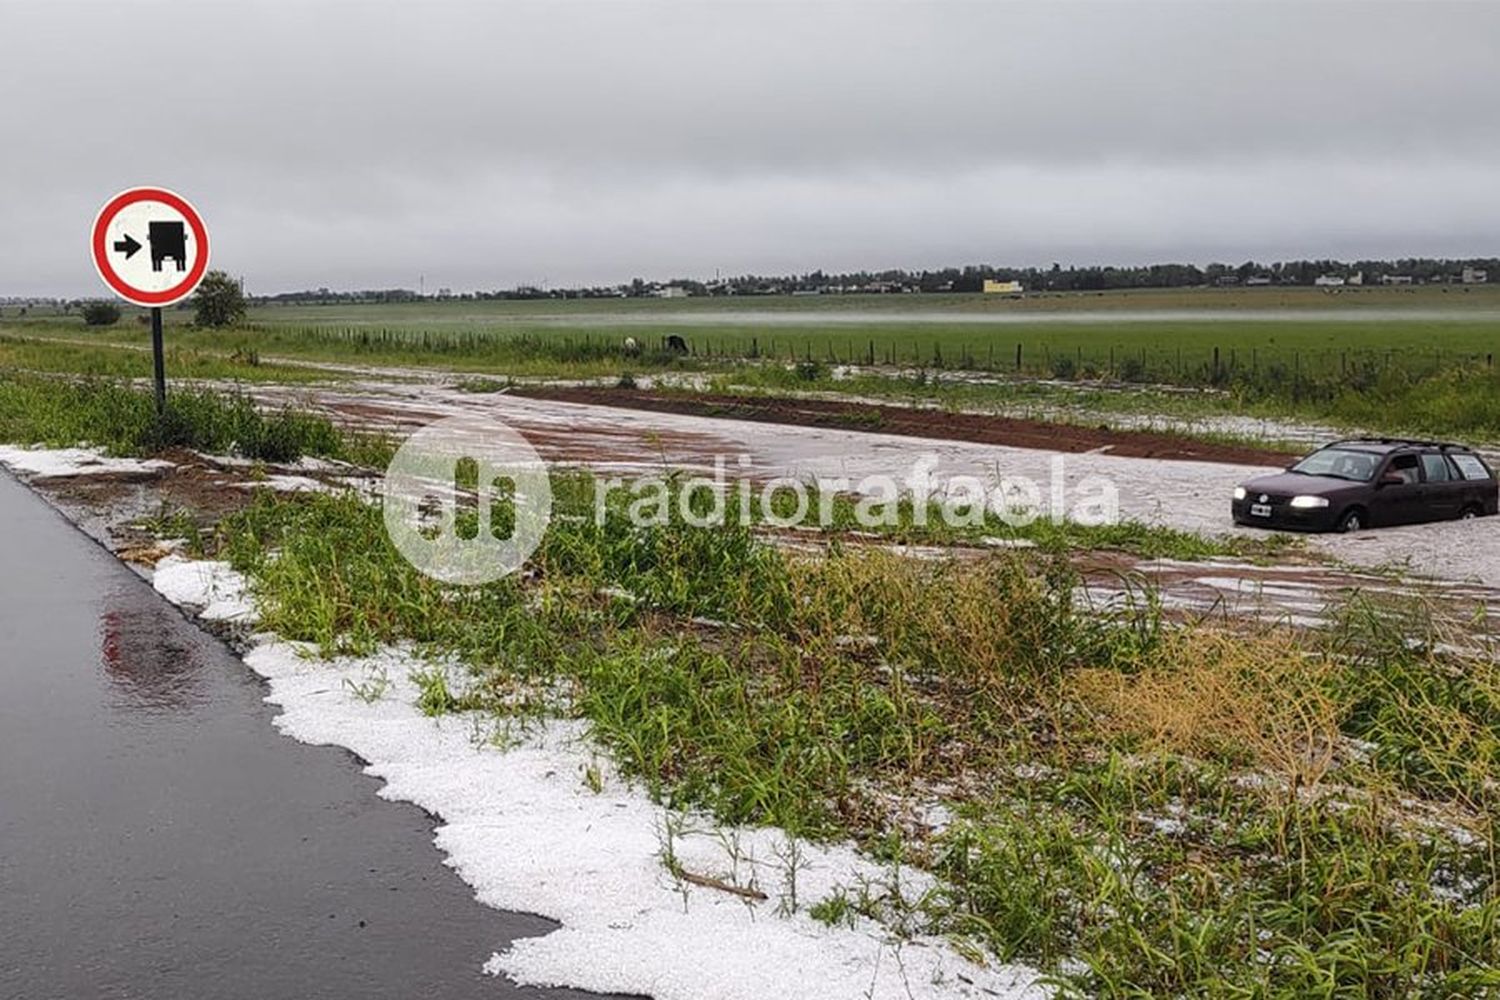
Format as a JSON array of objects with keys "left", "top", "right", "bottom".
[
  {"left": 1289, "top": 495, "right": 1329, "bottom": 509},
  {"left": 1233, "top": 486, "right": 1247, "bottom": 501}
]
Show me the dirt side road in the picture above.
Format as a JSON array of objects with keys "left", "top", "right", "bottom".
[{"left": 513, "top": 386, "right": 1298, "bottom": 467}]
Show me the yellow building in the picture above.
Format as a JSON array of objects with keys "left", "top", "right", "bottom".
[{"left": 982, "top": 279, "right": 1024, "bottom": 295}]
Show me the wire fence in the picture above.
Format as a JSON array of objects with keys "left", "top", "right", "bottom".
[{"left": 256, "top": 324, "right": 1499, "bottom": 393}]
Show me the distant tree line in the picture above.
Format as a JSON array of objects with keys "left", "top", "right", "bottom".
[
  {"left": 255, "top": 287, "right": 427, "bottom": 305},
  {"left": 231, "top": 256, "right": 1500, "bottom": 305}
]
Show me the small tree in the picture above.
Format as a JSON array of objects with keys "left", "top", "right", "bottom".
[
  {"left": 81, "top": 300, "right": 121, "bottom": 326},
  {"left": 193, "top": 270, "right": 246, "bottom": 327}
]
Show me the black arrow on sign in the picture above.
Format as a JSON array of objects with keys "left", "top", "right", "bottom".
[{"left": 113, "top": 234, "right": 142, "bottom": 260}]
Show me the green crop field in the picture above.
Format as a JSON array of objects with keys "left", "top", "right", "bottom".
[
  {"left": 7, "top": 284, "right": 1500, "bottom": 439},
  {"left": 233, "top": 286, "right": 1500, "bottom": 377},
  {"left": 14, "top": 284, "right": 1500, "bottom": 378}
]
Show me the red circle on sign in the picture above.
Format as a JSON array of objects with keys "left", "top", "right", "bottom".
[{"left": 90, "top": 187, "right": 211, "bottom": 307}]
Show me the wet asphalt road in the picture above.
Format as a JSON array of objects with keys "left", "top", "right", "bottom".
[{"left": 0, "top": 472, "right": 610, "bottom": 1000}]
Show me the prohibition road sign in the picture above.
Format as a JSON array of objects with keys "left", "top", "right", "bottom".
[{"left": 91, "top": 187, "right": 210, "bottom": 307}]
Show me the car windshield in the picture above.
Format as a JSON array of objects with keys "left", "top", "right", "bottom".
[{"left": 1290, "top": 448, "right": 1380, "bottom": 482}]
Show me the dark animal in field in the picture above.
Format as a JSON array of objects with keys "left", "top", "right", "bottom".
[
  {"left": 664, "top": 334, "right": 688, "bottom": 354},
  {"left": 148, "top": 221, "right": 188, "bottom": 273}
]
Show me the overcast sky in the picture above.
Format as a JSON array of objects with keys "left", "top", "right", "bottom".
[{"left": 3, "top": 1, "right": 1498, "bottom": 296}]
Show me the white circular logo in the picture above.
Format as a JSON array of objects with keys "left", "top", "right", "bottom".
[{"left": 381, "top": 415, "right": 552, "bottom": 585}]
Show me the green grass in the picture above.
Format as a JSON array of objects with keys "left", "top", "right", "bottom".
[
  {"left": 231, "top": 286, "right": 1500, "bottom": 381},
  {"left": 12, "top": 293, "right": 1494, "bottom": 990},
  {"left": 6, "top": 319, "right": 707, "bottom": 378},
  {"left": 0, "top": 372, "right": 381, "bottom": 464},
  {"left": 14, "top": 287, "right": 1500, "bottom": 382},
  {"left": 714, "top": 360, "right": 1500, "bottom": 446},
  {"left": 209, "top": 315, "right": 1500, "bottom": 387},
  {"left": 11, "top": 288, "right": 1500, "bottom": 441},
  {"left": 733, "top": 475, "right": 1294, "bottom": 561},
  {"left": 0, "top": 332, "right": 333, "bottom": 383},
  {"left": 195, "top": 478, "right": 1496, "bottom": 996}
]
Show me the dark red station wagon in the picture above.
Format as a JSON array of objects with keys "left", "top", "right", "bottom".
[{"left": 1232, "top": 438, "right": 1499, "bottom": 532}]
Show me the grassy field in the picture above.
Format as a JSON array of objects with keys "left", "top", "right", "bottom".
[
  {"left": 10, "top": 285, "right": 1500, "bottom": 376},
  {"left": 6, "top": 285, "right": 1500, "bottom": 440},
  {"left": 0, "top": 372, "right": 382, "bottom": 464},
  {"left": 2, "top": 373, "right": 1494, "bottom": 994},
  {"left": 233, "top": 288, "right": 1500, "bottom": 384},
  {"left": 193, "top": 480, "right": 1497, "bottom": 997},
  {"left": 0, "top": 332, "right": 335, "bottom": 383}
]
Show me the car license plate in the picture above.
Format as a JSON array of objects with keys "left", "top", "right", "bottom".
[{"left": 1250, "top": 503, "right": 1272, "bottom": 517}]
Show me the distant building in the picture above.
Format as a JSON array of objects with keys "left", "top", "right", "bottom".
[
  {"left": 1244, "top": 275, "right": 1272, "bottom": 286},
  {"left": 653, "top": 286, "right": 690, "bottom": 299},
  {"left": 1380, "top": 274, "right": 1413, "bottom": 285},
  {"left": 1348, "top": 271, "right": 1364, "bottom": 286},
  {"left": 982, "top": 279, "right": 1024, "bottom": 295},
  {"left": 1215, "top": 275, "right": 1240, "bottom": 286},
  {"left": 1463, "top": 267, "right": 1489, "bottom": 285},
  {"left": 1314, "top": 275, "right": 1346, "bottom": 287}
]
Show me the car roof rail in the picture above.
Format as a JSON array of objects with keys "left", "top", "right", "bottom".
[{"left": 1328, "top": 436, "right": 1458, "bottom": 449}]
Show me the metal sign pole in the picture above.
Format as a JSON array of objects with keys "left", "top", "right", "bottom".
[{"left": 150, "top": 307, "right": 166, "bottom": 416}]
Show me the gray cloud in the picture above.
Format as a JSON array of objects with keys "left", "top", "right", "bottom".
[{"left": 3, "top": 1, "right": 1498, "bottom": 295}]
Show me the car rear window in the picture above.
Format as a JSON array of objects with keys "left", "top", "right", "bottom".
[
  {"left": 1450, "top": 453, "right": 1493, "bottom": 481},
  {"left": 1421, "top": 453, "right": 1452, "bottom": 482}
]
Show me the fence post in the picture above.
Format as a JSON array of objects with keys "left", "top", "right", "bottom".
[{"left": 1015, "top": 343, "right": 1022, "bottom": 371}]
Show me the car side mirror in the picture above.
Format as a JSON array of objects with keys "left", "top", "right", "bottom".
[{"left": 1379, "top": 473, "right": 1404, "bottom": 487}]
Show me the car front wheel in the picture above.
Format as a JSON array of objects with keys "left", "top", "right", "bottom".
[{"left": 1337, "top": 508, "right": 1365, "bottom": 533}]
